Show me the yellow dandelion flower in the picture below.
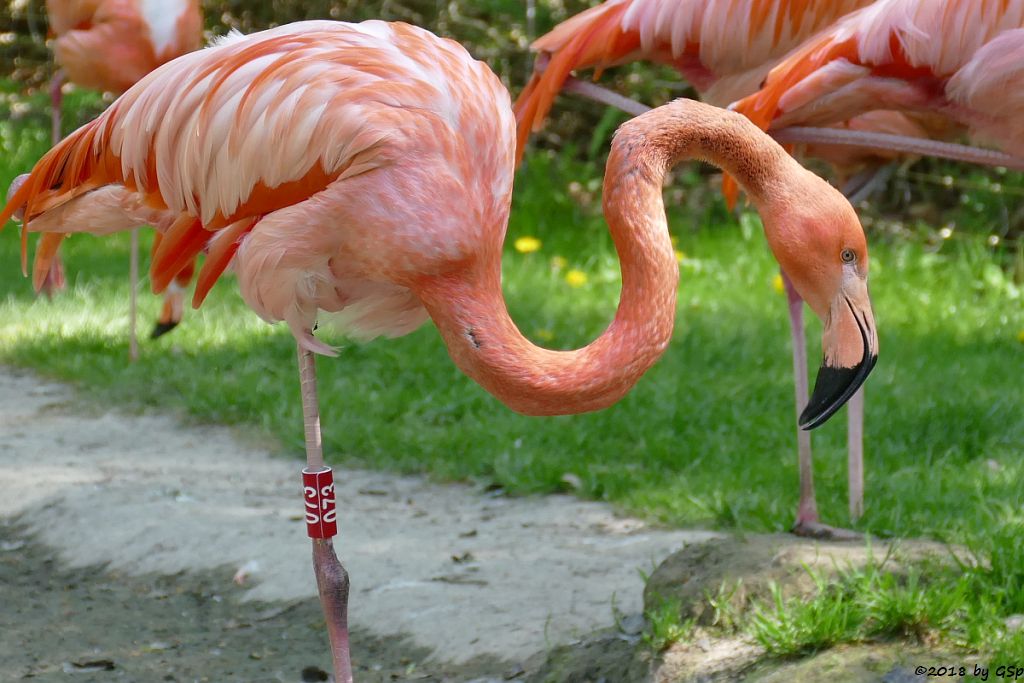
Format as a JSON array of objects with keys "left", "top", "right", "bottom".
[
  {"left": 674, "top": 250, "right": 686, "bottom": 263},
  {"left": 550, "top": 255, "right": 567, "bottom": 269},
  {"left": 1018, "top": 330, "right": 1024, "bottom": 344},
  {"left": 514, "top": 236, "right": 542, "bottom": 254},
  {"left": 534, "top": 328, "right": 554, "bottom": 342},
  {"left": 772, "top": 273, "right": 785, "bottom": 294},
  {"left": 565, "top": 269, "right": 588, "bottom": 287}
]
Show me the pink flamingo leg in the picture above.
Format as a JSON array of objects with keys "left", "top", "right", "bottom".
[
  {"left": 783, "top": 272, "right": 817, "bottom": 528},
  {"left": 38, "top": 70, "right": 68, "bottom": 299},
  {"left": 297, "top": 346, "right": 354, "bottom": 683},
  {"left": 128, "top": 228, "right": 139, "bottom": 362},
  {"left": 50, "top": 70, "right": 64, "bottom": 145},
  {"left": 847, "top": 387, "right": 864, "bottom": 521},
  {"left": 784, "top": 273, "right": 860, "bottom": 541}
]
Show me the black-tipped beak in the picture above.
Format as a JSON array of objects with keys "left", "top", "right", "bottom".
[{"left": 799, "top": 299, "right": 877, "bottom": 430}]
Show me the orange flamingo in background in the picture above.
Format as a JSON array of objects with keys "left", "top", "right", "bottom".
[
  {"left": 44, "top": 0, "right": 203, "bottom": 349},
  {"left": 515, "top": 0, "right": 900, "bottom": 537},
  {"left": 733, "top": 0, "right": 1024, "bottom": 156},
  {"left": 3, "top": 20, "right": 878, "bottom": 679}
]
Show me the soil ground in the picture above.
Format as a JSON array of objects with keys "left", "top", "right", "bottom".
[
  {"left": 0, "top": 367, "right": 714, "bottom": 681},
  {"left": 1, "top": 367, "right": 959, "bottom": 682}
]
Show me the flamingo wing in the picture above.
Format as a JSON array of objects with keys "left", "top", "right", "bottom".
[
  {"left": 513, "top": 0, "right": 873, "bottom": 159},
  {"left": 45, "top": 0, "right": 103, "bottom": 37},
  {"left": 134, "top": 0, "right": 204, "bottom": 63},
  {"left": 946, "top": 28, "right": 1024, "bottom": 155},
  {"left": 733, "top": 0, "right": 1024, "bottom": 138}
]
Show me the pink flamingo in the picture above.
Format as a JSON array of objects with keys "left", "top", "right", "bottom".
[
  {"left": 730, "top": 0, "right": 1024, "bottom": 521},
  {"left": 514, "top": 0, "right": 1024, "bottom": 535},
  {"left": 3, "top": 20, "right": 877, "bottom": 680},
  {"left": 514, "top": 0, "right": 900, "bottom": 537},
  {"left": 45, "top": 0, "right": 203, "bottom": 349}
]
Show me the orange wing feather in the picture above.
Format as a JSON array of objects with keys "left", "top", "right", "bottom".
[
  {"left": 734, "top": 0, "right": 1024, "bottom": 132},
  {"left": 513, "top": 0, "right": 876, "bottom": 163},
  {"left": 514, "top": 2, "right": 635, "bottom": 162}
]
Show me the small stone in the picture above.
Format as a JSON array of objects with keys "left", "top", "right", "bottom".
[
  {"left": 617, "top": 613, "right": 646, "bottom": 636},
  {"left": 300, "top": 666, "right": 329, "bottom": 682},
  {"left": 560, "top": 473, "right": 583, "bottom": 490}
]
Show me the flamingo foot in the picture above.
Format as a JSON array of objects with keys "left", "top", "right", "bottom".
[
  {"left": 37, "top": 259, "right": 66, "bottom": 299},
  {"left": 150, "top": 320, "right": 180, "bottom": 338},
  {"left": 792, "top": 518, "right": 862, "bottom": 542},
  {"left": 151, "top": 282, "right": 185, "bottom": 339},
  {"left": 313, "top": 539, "right": 354, "bottom": 683}
]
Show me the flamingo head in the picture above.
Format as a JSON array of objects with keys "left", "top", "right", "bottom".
[{"left": 763, "top": 171, "right": 878, "bottom": 430}]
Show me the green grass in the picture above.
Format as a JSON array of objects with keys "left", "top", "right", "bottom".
[
  {"left": 642, "top": 594, "right": 695, "bottom": 652},
  {"left": 1, "top": 82, "right": 1023, "bottom": 669},
  {"left": 745, "top": 519, "right": 1024, "bottom": 676}
]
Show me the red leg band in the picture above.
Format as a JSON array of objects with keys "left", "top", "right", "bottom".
[{"left": 303, "top": 467, "right": 338, "bottom": 539}]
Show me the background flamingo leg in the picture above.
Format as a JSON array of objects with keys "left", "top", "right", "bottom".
[
  {"left": 784, "top": 272, "right": 861, "bottom": 541},
  {"left": 838, "top": 178, "right": 871, "bottom": 525},
  {"left": 128, "top": 228, "right": 139, "bottom": 362},
  {"left": 50, "top": 69, "right": 64, "bottom": 145},
  {"left": 783, "top": 272, "right": 817, "bottom": 529},
  {"left": 847, "top": 387, "right": 865, "bottom": 521},
  {"left": 38, "top": 70, "right": 67, "bottom": 299},
  {"left": 297, "top": 346, "right": 354, "bottom": 683}
]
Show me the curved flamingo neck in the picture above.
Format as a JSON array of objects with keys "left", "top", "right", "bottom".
[{"left": 416, "top": 100, "right": 787, "bottom": 417}]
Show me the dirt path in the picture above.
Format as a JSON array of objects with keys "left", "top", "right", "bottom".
[{"left": 0, "top": 367, "right": 717, "bottom": 678}]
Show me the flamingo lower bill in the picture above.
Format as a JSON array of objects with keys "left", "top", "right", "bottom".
[{"left": 799, "top": 302, "right": 877, "bottom": 430}]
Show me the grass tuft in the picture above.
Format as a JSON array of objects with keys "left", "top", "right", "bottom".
[{"left": 642, "top": 594, "right": 695, "bottom": 652}]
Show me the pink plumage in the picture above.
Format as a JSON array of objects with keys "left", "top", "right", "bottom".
[
  {"left": 734, "top": 0, "right": 1024, "bottom": 155},
  {"left": 42, "top": 0, "right": 204, "bottom": 328},
  {"left": 4, "top": 20, "right": 880, "bottom": 677},
  {"left": 7, "top": 21, "right": 518, "bottom": 355},
  {"left": 513, "top": 0, "right": 878, "bottom": 159}
]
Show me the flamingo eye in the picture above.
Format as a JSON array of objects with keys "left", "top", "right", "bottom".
[{"left": 841, "top": 248, "right": 856, "bottom": 264}]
